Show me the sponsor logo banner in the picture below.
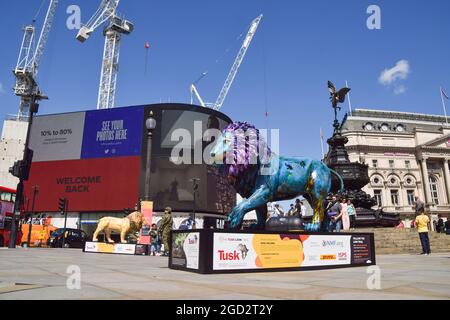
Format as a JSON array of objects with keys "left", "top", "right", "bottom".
[
  {"left": 172, "top": 232, "right": 200, "bottom": 270},
  {"left": 351, "top": 235, "right": 373, "bottom": 264},
  {"left": 301, "top": 235, "right": 351, "bottom": 267},
  {"left": 84, "top": 242, "right": 136, "bottom": 255},
  {"left": 212, "top": 233, "right": 352, "bottom": 270},
  {"left": 139, "top": 201, "right": 153, "bottom": 245},
  {"left": 29, "top": 112, "right": 86, "bottom": 162},
  {"left": 24, "top": 157, "right": 140, "bottom": 212},
  {"left": 81, "top": 107, "right": 143, "bottom": 159}
]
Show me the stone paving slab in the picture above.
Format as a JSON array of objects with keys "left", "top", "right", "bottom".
[{"left": 0, "top": 248, "right": 449, "bottom": 300}]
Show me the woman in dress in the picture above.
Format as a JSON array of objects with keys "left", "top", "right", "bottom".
[
  {"left": 341, "top": 198, "right": 350, "bottom": 231},
  {"left": 347, "top": 199, "right": 356, "bottom": 230}
]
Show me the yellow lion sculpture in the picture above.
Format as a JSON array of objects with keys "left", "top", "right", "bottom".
[{"left": 93, "top": 211, "right": 148, "bottom": 244}]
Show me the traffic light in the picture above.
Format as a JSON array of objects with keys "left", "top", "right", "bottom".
[
  {"left": 9, "top": 161, "right": 23, "bottom": 179},
  {"left": 58, "top": 198, "right": 67, "bottom": 214},
  {"left": 8, "top": 149, "right": 33, "bottom": 181},
  {"left": 30, "top": 102, "right": 39, "bottom": 114}
]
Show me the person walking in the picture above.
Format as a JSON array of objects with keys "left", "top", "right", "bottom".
[
  {"left": 415, "top": 210, "right": 431, "bottom": 255},
  {"left": 149, "top": 224, "right": 159, "bottom": 256},
  {"left": 347, "top": 199, "right": 356, "bottom": 230},
  {"left": 274, "top": 203, "right": 285, "bottom": 217},
  {"left": 158, "top": 207, "right": 173, "bottom": 256},
  {"left": 414, "top": 196, "right": 425, "bottom": 215},
  {"left": 294, "top": 199, "right": 302, "bottom": 218},
  {"left": 287, "top": 204, "right": 295, "bottom": 216},
  {"left": 300, "top": 202, "right": 307, "bottom": 219},
  {"left": 436, "top": 214, "right": 445, "bottom": 233},
  {"left": 327, "top": 196, "right": 342, "bottom": 232},
  {"left": 341, "top": 198, "right": 350, "bottom": 231}
]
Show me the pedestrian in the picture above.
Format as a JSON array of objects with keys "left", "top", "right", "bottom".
[
  {"left": 327, "top": 196, "right": 342, "bottom": 232},
  {"left": 294, "top": 199, "right": 302, "bottom": 218},
  {"left": 322, "top": 195, "right": 333, "bottom": 231},
  {"left": 415, "top": 210, "right": 431, "bottom": 255},
  {"left": 274, "top": 203, "right": 285, "bottom": 217},
  {"left": 445, "top": 219, "right": 450, "bottom": 235},
  {"left": 158, "top": 207, "right": 173, "bottom": 256},
  {"left": 300, "top": 202, "right": 307, "bottom": 218},
  {"left": 414, "top": 196, "right": 425, "bottom": 215},
  {"left": 149, "top": 223, "right": 159, "bottom": 256},
  {"left": 339, "top": 198, "right": 350, "bottom": 231},
  {"left": 288, "top": 204, "right": 295, "bottom": 216},
  {"left": 436, "top": 214, "right": 445, "bottom": 233},
  {"left": 347, "top": 199, "right": 356, "bottom": 230}
]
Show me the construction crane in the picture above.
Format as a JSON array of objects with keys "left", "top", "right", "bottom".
[
  {"left": 13, "top": 0, "right": 59, "bottom": 118},
  {"left": 190, "top": 14, "right": 263, "bottom": 111},
  {"left": 76, "top": 0, "right": 134, "bottom": 110},
  {"left": 9, "top": 0, "right": 59, "bottom": 248}
]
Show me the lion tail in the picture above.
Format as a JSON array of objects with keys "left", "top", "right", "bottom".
[{"left": 329, "top": 168, "right": 344, "bottom": 193}]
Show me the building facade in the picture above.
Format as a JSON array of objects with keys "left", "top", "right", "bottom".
[
  {"left": 16, "top": 103, "right": 236, "bottom": 236},
  {"left": 341, "top": 109, "right": 450, "bottom": 220},
  {"left": 0, "top": 117, "right": 27, "bottom": 189}
]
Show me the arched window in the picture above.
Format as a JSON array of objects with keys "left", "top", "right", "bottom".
[{"left": 429, "top": 176, "right": 440, "bottom": 205}]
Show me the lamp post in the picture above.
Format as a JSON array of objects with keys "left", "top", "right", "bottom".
[
  {"left": 190, "top": 178, "right": 200, "bottom": 225},
  {"left": 9, "top": 94, "right": 44, "bottom": 248},
  {"left": 144, "top": 111, "right": 156, "bottom": 201},
  {"left": 26, "top": 186, "right": 39, "bottom": 247}
]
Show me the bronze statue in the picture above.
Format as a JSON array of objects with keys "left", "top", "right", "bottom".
[{"left": 327, "top": 80, "right": 351, "bottom": 132}]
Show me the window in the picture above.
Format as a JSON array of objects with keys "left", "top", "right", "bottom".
[
  {"left": 364, "top": 122, "right": 374, "bottom": 131},
  {"left": 407, "top": 190, "right": 415, "bottom": 206},
  {"left": 0, "top": 191, "right": 13, "bottom": 202},
  {"left": 429, "top": 176, "right": 440, "bottom": 205},
  {"left": 372, "top": 160, "right": 378, "bottom": 168},
  {"left": 380, "top": 123, "right": 390, "bottom": 132},
  {"left": 396, "top": 124, "right": 405, "bottom": 132},
  {"left": 390, "top": 190, "right": 399, "bottom": 206},
  {"left": 389, "top": 160, "right": 395, "bottom": 169},
  {"left": 405, "top": 160, "right": 410, "bottom": 169},
  {"left": 374, "top": 190, "right": 382, "bottom": 207}
]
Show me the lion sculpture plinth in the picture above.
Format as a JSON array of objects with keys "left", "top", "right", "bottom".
[{"left": 92, "top": 211, "right": 148, "bottom": 244}]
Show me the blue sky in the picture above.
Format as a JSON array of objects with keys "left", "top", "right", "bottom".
[{"left": 1, "top": 0, "right": 449, "bottom": 161}]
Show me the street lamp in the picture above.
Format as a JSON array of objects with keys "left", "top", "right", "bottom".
[
  {"left": 190, "top": 178, "right": 200, "bottom": 225},
  {"left": 144, "top": 111, "right": 156, "bottom": 201},
  {"left": 8, "top": 94, "right": 44, "bottom": 248},
  {"left": 26, "top": 186, "right": 39, "bottom": 248}
]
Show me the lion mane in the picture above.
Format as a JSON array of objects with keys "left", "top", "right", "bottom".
[{"left": 218, "top": 122, "right": 272, "bottom": 198}]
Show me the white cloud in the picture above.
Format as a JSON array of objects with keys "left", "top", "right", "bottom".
[
  {"left": 393, "top": 85, "right": 406, "bottom": 95},
  {"left": 379, "top": 60, "right": 410, "bottom": 85}
]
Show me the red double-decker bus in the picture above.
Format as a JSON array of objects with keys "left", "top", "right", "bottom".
[{"left": 0, "top": 186, "right": 21, "bottom": 247}]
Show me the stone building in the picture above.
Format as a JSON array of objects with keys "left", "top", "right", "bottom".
[
  {"left": 341, "top": 108, "right": 450, "bottom": 221},
  {"left": 0, "top": 118, "right": 27, "bottom": 189}
]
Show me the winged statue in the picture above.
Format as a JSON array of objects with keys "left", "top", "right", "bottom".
[{"left": 328, "top": 80, "right": 351, "bottom": 109}]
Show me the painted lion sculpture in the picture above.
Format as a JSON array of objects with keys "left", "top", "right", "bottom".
[
  {"left": 93, "top": 211, "right": 148, "bottom": 244},
  {"left": 210, "top": 121, "right": 343, "bottom": 231}
]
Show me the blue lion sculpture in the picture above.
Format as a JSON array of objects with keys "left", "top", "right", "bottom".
[{"left": 210, "top": 121, "right": 343, "bottom": 231}]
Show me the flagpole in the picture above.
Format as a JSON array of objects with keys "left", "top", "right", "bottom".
[
  {"left": 346, "top": 80, "right": 353, "bottom": 116},
  {"left": 441, "top": 86, "right": 448, "bottom": 125},
  {"left": 320, "top": 128, "right": 325, "bottom": 161}
]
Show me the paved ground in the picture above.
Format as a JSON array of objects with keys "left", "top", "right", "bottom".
[{"left": 0, "top": 248, "right": 449, "bottom": 300}]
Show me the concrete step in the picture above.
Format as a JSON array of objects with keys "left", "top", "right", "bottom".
[{"left": 349, "top": 228, "right": 450, "bottom": 255}]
